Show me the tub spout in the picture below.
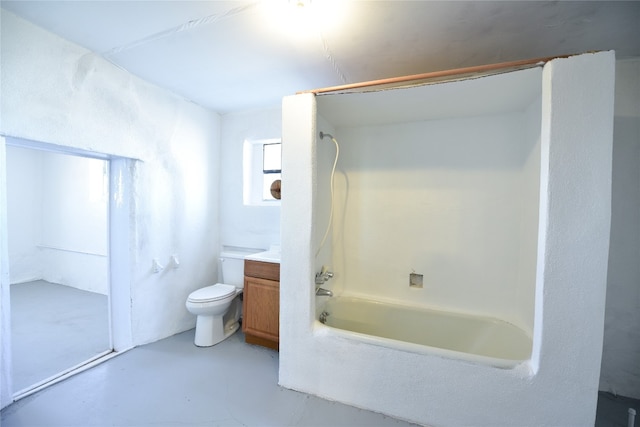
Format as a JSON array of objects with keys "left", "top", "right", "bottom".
[{"left": 315, "top": 287, "right": 333, "bottom": 297}]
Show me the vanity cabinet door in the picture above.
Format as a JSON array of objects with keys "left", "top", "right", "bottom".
[{"left": 242, "top": 276, "right": 279, "bottom": 350}]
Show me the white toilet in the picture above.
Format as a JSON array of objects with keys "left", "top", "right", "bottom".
[{"left": 186, "top": 251, "right": 248, "bottom": 347}]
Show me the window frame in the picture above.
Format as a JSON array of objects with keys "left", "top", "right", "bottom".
[{"left": 243, "top": 138, "right": 282, "bottom": 206}]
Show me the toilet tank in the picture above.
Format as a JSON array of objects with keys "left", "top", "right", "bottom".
[{"left": 220, "top": 249, "right": 257, "bottom": 288}]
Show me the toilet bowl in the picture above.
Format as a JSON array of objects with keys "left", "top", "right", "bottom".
[
  {"left": 186, "top": 284, "right": 242, "bottom": 347},
  {"left": 185, "top": 250, "right": 252, "bottom": 347}
]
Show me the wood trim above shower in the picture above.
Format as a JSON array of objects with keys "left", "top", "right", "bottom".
[{"left": 299, "top": 54, "right": 577, "bottom": 95}]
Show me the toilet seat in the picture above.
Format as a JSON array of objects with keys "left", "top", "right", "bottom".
[{"left": 187, "top": 284, "right": 236, "bottom": 303}]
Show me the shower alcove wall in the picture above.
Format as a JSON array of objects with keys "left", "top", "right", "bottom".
[
  {"left": 314, "top": 66, "right": 543, "bottom": 343},
  {"left": 280, "top": 52, "right": 615, "bottom": 427}
]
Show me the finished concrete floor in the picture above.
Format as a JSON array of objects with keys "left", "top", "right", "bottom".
[
  {"left": 2, "top": 282, "right": 638, "bottom": 426},
  {"left": 3, "top": 328, "right": 638, "bottom": 427},
  {"left": 1, "top": 329, "right": 416, "bottom": 426},
  {"left": 10, "top": 280, "right": 110, "bottom": 392},
  {"left": 597, "top": 392, "right": 640, "bottom": 427}
]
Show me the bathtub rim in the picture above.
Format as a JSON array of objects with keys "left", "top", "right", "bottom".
[
  {"left": 315, "top": 294, "right": 534, "bottom": 371},
  {"left": 321, "top": 292, "right": 534, "bottom": 333}
]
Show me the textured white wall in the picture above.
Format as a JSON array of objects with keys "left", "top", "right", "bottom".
[
  {"left": 0, "top": 8, "right": 221, "bottom": 375},
  {"left": 516, "top": 95, "right": 543, "bottom": 334},
  {"left": 0, "top": 138, "right": 13, "bottom": 408},
  {"left": 7, "top": 147, "right": 109, "bottom": 294},
  {"left": 280, "top": 52, "right": 614, "bottom": 426},
  {"left": 219, "top": 108, "right": 281, "bottom": 250},
  {"left": 39, "top": 153, "right": 107, "bottom": 256},
  {"left": 39, "top": 152, "right": 108, "bottom": 294},
  {"left": 5, "top": 147, "right": 43, "bottom": 284},
  {"left": 600, "top": 58, "right": 640, "bottom": 399}
]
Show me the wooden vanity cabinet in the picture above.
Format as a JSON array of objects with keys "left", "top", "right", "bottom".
[{"left": 242, "top": 260, "right": 280, "bottom": 350}]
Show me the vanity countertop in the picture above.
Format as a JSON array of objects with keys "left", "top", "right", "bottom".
[{"left": 245, "top": 246, "right": 281, "bottom": 264}]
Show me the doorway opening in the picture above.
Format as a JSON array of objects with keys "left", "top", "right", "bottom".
[{"left": 2, "top": 136, "right": 133, "bottom": 400}]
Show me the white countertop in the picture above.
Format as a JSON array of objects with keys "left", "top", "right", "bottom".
[{"left": 245, "top": 245, "right": 281, "bottom": 263}]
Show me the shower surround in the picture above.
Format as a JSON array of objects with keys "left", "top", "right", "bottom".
[{"left": 280, "top": 52, "right": 615, "bottom": 426}]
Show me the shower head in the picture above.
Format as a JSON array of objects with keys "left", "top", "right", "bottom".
[{"left": 319, "top": 131, "right": 334, "bottom": 140}]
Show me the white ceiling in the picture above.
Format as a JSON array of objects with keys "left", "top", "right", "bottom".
[{"left": 2, "top": 1, "right": 639, "bottom": 114}]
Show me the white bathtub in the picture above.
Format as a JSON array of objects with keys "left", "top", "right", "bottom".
[{"left": 318, "top": 296, "right": 532, "bottom": 369}]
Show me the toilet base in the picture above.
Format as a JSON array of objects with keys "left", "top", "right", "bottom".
[
  {"left": 192, "top": 297, "right": 242, "bottom": 347},
  {"left": 194, "top": 316, "right": 239, "bottom": 347}
]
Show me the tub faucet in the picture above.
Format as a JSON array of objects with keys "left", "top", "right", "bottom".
[
  {"left": 315, "top": 267, "right": 333, "bottom": 285},
  {"left": 316, "top": 287, "right": 333, "bottom": 297}
]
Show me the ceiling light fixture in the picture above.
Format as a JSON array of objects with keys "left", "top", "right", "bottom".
[{"left": 260, "top": 0, "right": 349, "bottom": 41}]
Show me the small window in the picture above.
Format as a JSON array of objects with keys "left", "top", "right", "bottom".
[
  {"left": 243, "top": 138, "right": 281, "bottom": 206},
  {"left": 262, "top": 143, "right": 281, "bottom": 200},
  {"left": 263, "top": 143, "right": 281, "bottom": 173}
]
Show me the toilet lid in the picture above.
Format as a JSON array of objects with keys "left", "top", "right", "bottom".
[{"left": 188, "top": 284, "right": 236, "bottom": 303}]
